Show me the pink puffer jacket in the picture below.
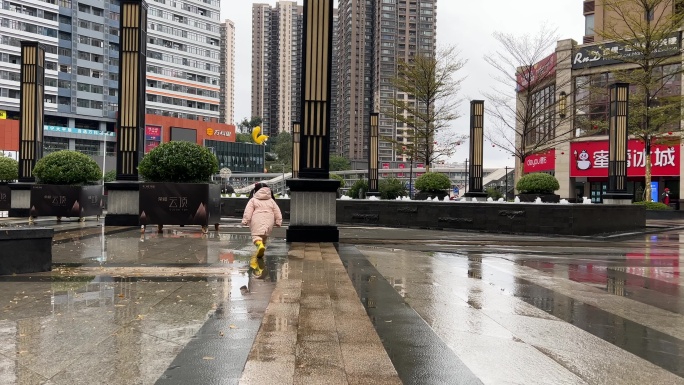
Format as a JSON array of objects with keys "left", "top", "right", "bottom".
[{"left": 241, "top": 187, "right": 283, "bottom": 236}]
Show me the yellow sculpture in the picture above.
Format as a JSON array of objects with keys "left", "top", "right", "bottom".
[{"left": 252, "top": 126, "right": 268, "bottom": 145}]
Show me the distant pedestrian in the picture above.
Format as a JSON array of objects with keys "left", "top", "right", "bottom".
[
  {"left": 662, "top": 188, "right": 671, "bottom": 206},
  {"left": 242, "top": 182, "right": 282, "bottom": 277}
]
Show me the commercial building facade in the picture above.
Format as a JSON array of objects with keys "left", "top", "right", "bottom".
[{"left": 516, "top": 37, "right": 683, "bottom": 206}]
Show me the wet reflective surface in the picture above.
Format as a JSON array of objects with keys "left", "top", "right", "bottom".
[
  {"left": 3, "top": 219, "right": 684, "bottom": 384},
  {"left": 0, "top": 223, "right": 287, "bottom": 385},
  {"left": 347, "top": 228, "right": 684, "bottom": 385}
]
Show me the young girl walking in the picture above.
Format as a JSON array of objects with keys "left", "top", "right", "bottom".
[{"left": 241, "top": 183, "right": 282, "bottom": 276}]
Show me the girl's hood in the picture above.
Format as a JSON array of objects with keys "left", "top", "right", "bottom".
[{"left": 254, "top": 187, "right": 272, "bottom": 199}]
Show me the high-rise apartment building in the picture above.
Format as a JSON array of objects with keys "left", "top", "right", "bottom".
[
  {"left": 220, "top": 19, "right": 235, "bottom": 124},
  {"left": 251, "top": 1, "right": 305, "bottom": 136},
  {"left": 0, "top": 0, "right": 226, "bottom": 169},
  {"left": 145, "top": 0, "right": 222, "bottom": 122},
  {"left": 336, "top": 0, "right": 437, "bottom": 163}
]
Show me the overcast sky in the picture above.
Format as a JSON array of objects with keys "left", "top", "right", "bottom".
[{"left": 220, "top": 0, "right": 584, "bottom": 167}]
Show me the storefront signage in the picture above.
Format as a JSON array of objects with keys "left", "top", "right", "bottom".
[
  {"left": 572, "top": 35, "right": 681, "bottom": 69},
  {"left": 570, "top": 140, "right": 680, "bottom": 177},
  {"left": 523, "top": 149, "right": 556, "bottom": 173},
  {"left": 206, "top": 128, "right": 232, "bottom": 137},
  {"left": 145, "top": 125, "right": 162, "bottom": 141},
  {"left": 516, "top": 53, "right": 556, "bottom": 91},
  {"left": 44, "top": 125, "right": 116, "bottom": 137}
]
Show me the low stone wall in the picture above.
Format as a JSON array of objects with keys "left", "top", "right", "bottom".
[
  {"left": 221, "top": 198, "right": 291, "bottom": 220},
  {"left": 220, "top": 198, "right": 645, "bottom": 236},
  {"left": 0, "top": 228, "right": 54, "bottom": 275},
  {"left": 336, "top": 201, "right": 645, "bottom": 236},
  {"left": 645, "top": 210, "right": 684, "bottom": 221}
]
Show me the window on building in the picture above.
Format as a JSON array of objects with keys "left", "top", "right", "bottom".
[
  {"left": 44, "top": 137, "right": 69, "bottom": 154},
  {"left": 585, "top": 14, "right": 594, "bottom": 36},
  {"left": 74, "top": 140, "right": 100, "bottom": 157},
  {"left": 525, "top": 84, "right": 555, "bottom": 146}
]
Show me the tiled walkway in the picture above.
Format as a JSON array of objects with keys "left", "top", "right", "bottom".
[{"left": 240, "top": 243, "right": 400, "bottom": 385}]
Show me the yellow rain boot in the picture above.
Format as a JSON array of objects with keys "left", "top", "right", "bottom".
[
  {"left": 255, "top": 240, "right": 265, "bottom": 258},
  {"left": 249, "top": 254, "right": 260, "bottom": 270}
]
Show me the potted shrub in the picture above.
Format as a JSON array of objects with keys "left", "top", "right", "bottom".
[
  {"left": 347, "top": 179, "right": 368, "bottom": 199},
  {"left": 30, "top": 150, "right": 104, "bottom": 222},
  {"left": 138, "top": 141, "right": 220, "bottom": 234},
  {"left": 0, "top": 157, "right": 18, "bottom": 211},
  {"left": 414, "top": 172, "right": 450, "bottom": 200},
  {"left": 516, "top": 173, "right": 560, "bottom": 203},
  {"left": 379, "top": 177, "right": 407, "bottom": 200}
]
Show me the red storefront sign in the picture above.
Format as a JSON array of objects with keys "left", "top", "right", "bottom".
[
  {"left": 516, "top": 53, "right": 556, "bottom": 92},
  {"left": 145, "top": 125, "right": 161, "bottom": 141},
  {"left": 570, "top": 140, "right": 679, "bottom": 177},
  {"left": 524, "top": 149, "right": 555, "bottom": 173}
]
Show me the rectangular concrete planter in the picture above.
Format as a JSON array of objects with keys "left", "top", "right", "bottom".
[
  {"left": 0, "top": 228, "right": 53, "bottom": 275},
  {"left": 336, "top": 200, "right": 645, "bottom": 236},
  {"left": 30, "top": 185, "right": 103, "bottom": 219},
  {"left": 0, "top": 184, "right": 10, "bottom": 211},
  {"left": 139, "top": 183, "right": 221, "bottom": 227},
  {"left": 220, "top": 198, "right": 646, "bottom": 236}
]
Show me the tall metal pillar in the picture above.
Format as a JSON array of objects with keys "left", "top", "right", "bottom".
[
  {"left": 18, "top": 41, "right": 45, "bottom": 182},
  {"left": 116, "top": 0, "right": 147, "bottom": 180},
  {"left": 292, "top": 122, "right": 300, "bottom": 179},
  {"left": 9, "top": 41, "right": 45, "bottom": 217},
  {"left": 105, "top": 0, "right": 148, "bottom": 226},
  {"left": 603, "top": 83, "right": 633, "bottom": 205},
  {"left": 464, "top": 100, "right": 487, "bottom": 200},
  {"left": 367, "top": 113, "right": 380, "bottom": 197},
  {"left": 286, "top": 0, "right": 339, "bottom": 242}
]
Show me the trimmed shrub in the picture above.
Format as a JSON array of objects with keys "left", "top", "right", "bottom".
[
  {"left": 415, "top": 172, "right": 451, "bottom": 192},
  {"left": 102, "top": 169, "right": 116, "bottom": 182},
  {"left": 486, "top": 187, "right": 503, "bottom": 200},
  {"left": 633, "top": 201, "right": 673, "bottom": 210},
  {"left": 330, "top": 173, "right": 345, "bottom": 188},
  {"left": 347, "top": 179, "right": 368, "bottom": 199},
  {"left": 138, "top": 141, "right": 218, "bottom": 183},
  {"left": 33, "top": 150, "right": 101, "bottom": 185},
  {"left": 379, "top": 177, "right": 407, "bottom": 200},
  {"left": 516, "top": 173, "right": 559, "bottom": 194},
  {"left": 0, "top": 157, "right": 18, "bottom": 183}
]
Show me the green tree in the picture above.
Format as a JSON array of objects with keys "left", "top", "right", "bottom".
[
  {"left": 587, "top": 0, "right": 684, "bottom": 201},
  {"left": 273, "top": 131, "right": 293, "bottom": 168},
  {"left": 238, "top": 116, "right": 262, "bottom": 134},
  {"left": 385, "top": 46, "right": 466, "bottom": 171},
  {"left": 329, "top": 155, "right": 351, "bottom": 171},
  {"left": 236, "top": 133, "right": 252, "bottom": 143}
]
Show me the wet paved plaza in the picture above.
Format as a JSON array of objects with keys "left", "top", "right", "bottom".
[{"left": 0, "top": 218, "right": 683, "bottom": 384}]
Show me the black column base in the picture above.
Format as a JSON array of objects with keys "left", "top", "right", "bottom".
[
  {"left": 8, "top": 208, "right": 30, "bottom": 217},
  {"left": 287, "top": 226, "right": 339, "bottom": 243},
  {"left": 105, "top": 214, "right": 139, "bottom": 226},
  {"left": 366, "top": 192, "right": 381, "bottom": 198},
  {"left": 602, "top": 192, "right": 633, "bottom": 205},
  {"left": 463, "top": 192, "right": 487, "bottom": 198}
]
